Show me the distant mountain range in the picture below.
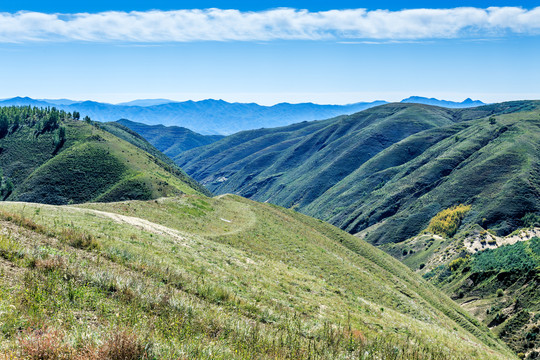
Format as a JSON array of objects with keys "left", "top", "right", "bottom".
[
  {"left": 0, "top": 96, "right": 484, "bottom": 135},
  {"left": 400, "top": 96, "right": 484, "bottom": 107}
]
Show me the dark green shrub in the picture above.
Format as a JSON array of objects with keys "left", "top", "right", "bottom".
[{"left": 522, "top": 213, "right": 540, "bottom": 227}]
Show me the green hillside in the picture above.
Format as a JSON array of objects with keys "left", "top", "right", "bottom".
[
  {"left": 0, "top": 196, "right": 515, "bottom": 359},
  {"left": 175, "top": 101, "right": 540, "bottom": 245},
  {"left": 0, "top": 106, "right": 209, "bottom": 205},
  {"left": 113, "top": 119, "right": 224, "bottom": 158},
  {"left": 315, "top": 103, "right": 540, "bottom": 244},
  {"left": 176, "top": 103, "right": 458, "bottom": 207}
]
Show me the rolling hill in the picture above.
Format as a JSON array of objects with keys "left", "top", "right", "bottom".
[
  {"left": 171, "top": 100, "right": 540, "bottom": 357},
  {"left": 175, "top": 103, "right": 458, "bottom": 202},
  {"left": 0, "top": 195, "right": 515, "bottom": 359},
  {"left": 175, "top": 101, "right": 540, "bottom": 246},
  {"left": 0, "top": 106, "right": 209, "bottom": 205}
]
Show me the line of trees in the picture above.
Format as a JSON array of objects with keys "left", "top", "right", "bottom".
[{"left": 0, "top": 106, "right": 91, "bottom": 139}]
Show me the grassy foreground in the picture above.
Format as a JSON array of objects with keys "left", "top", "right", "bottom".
[{"left": 0, "top": 196, "right": 515, "bottom": 359}]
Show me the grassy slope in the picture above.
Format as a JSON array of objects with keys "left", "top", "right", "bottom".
[
  {"left": 0, "top": 118, "right": 208, "bottom": 205},
  {"left": 0, "top": 197, "right": 514, "bottom": 359},
  {"left": 97, "top": 121, "right": 212, "bottom": 197},
  {"left": 114, "top": 119, "right": 224, "bottom": 158},
  {"left": 316, "top": 104, "right": 540, "bottom": 244},
  {"left": 176, "top": 104, "right": 457, "bottom": 209}
]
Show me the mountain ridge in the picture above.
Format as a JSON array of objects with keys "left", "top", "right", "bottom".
[
  {"left": 0, "top": 96, "right": 484, "bottom": 135},
  {"left": 0, "top": 194, "right": 516, "bottom": 359},
  {"left": 112, "top": 119, "right": 224, "bottom": 159}
]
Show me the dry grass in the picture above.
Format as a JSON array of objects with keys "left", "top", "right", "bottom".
[
  {"left": 97, "top": 331, "right": 148, "bottom": 360},
  {"left": 32, "top": 256, "right": 65, "bottom": 272},
  {"left": 17, "top": 327, "right": 71, "bottom": 360},
  {"left": 0, "top": 210, "right": 47, "bottom": 235},
  {"left": 58, "top": 227, "right": 100, "bottom": 250},
  {"left": 15, "top": 327, "right": 148, "bottom": 360}
]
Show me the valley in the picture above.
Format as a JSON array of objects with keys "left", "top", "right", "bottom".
[
  {"left": 0, "top": 100, "right": 537, "bottom": 359},
  {"left": 169, "top": 100, "right": 540, "bottom": 358},
  {"left": 176, "top": 101, "right": 540, "bottom": 245},
  {"left": 1, "top": 1, "right": 537, "bottom": 358}
]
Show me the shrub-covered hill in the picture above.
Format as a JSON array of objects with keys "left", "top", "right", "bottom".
[
  {"left": 175, "top": 101, "right": 540, "bottom": 245},
  {"left": 0, "top": 196, "right": 515, "bottom": 359},
  {"left": 380, "top": 207, "right": 540, "bottom": 357},
  {"left": 0, "top": 106, "right": 209, "bottom": 205}
]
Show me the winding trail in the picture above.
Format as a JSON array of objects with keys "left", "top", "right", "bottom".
[{"left": 67, "top": 206, "right": 191, "bottom": 244}]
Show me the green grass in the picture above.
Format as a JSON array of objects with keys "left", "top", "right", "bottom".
[{"left": 0, "top": 197, "right": 515, "bottom": 359}]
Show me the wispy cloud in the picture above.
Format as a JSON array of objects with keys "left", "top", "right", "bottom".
[{"left": 0, "top": 7, "right": 539, "bottom": 43}]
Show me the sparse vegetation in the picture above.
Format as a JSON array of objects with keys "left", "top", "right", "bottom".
[{"left": 428, "top": 237, "right": 540, "bottom": 355}]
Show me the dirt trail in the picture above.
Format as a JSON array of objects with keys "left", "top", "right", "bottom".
[
  {"left": 68, "top": 206, "right": 192, "bottom": 245},
  {"left": 0, "top": 201, "right": 191, "bottom": 246},
  {"left": 465, "top": 227, "right": 540, "bottom": 253}
]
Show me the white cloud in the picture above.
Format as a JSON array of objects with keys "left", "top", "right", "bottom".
[{"left": 0, "top": 7, "right": 539, "bottom": 43}]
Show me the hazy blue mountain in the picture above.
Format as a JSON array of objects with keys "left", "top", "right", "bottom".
[
  {"left": 0, "top": 96, "right": 485, "bottom": 135},
  {"left": 116, "top": 99, "right": 177, "bottom": 106},
  {"left": 0, "top": 97, "right": 388, "bottom": 134},
  {"left": 401, "top": 96, "right": 485, "bottom": 108},
  {"left": 0, "top": 96, "right": 54, "bottom": 107},
  {"left": 35, "top": 98, "right": 81, "bottom": 106}
]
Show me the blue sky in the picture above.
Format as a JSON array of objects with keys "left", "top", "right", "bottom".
[
  {"left": 2, "top": 1, "right": 539, "bottom": 12},
  {"left": 0, "top": 1, "right": 539, "bottom": 105}
]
